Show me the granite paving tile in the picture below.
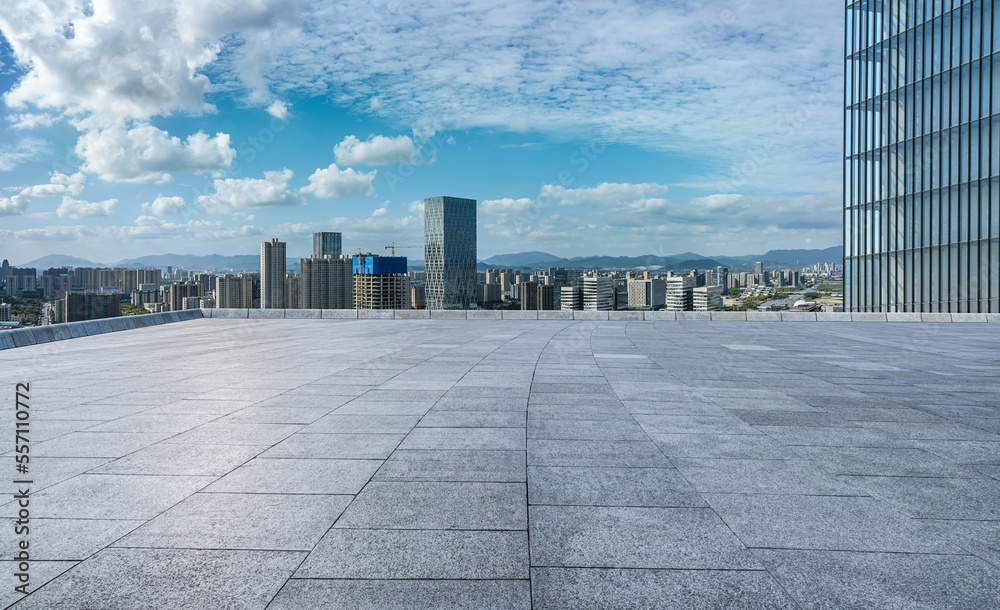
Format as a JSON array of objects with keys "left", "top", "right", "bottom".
[
  {"left": 528, "top": 466, "right": 705, "bottom": 507},
  {"left": 9, "top": 548, "right": 304, "bottom": 610},
  {"left": 268, "top": 579, "right": 530, "bottom": 609},
  {"left": 528, "top": 439, "right": 671, "bottom": 467},
  {"left": 754, "top": 549, "right": 1000, "bottom": 610},
  {"left": 398, "top": 427, "right": 526, "bottom": 450},
  {"left": 295, "top": 529, "right": 529, "bottom": 579},
  {"left": 529, "top": 506, "right": 760, "bottom": 569},
  {"left": 205, "top": 457, "right": 380, "bottom": 494},
  {"left": 334, "top": 481, "right": 526, "bottom": 530},
  {"left": 530, "top": 568, "right": 797, "bottom": 609},
  {"left": 374, "top": 449, "right": 525, "bottom": 482},
  {"left": 840, "top": 475, "right": 1000, "bottom": 520}
]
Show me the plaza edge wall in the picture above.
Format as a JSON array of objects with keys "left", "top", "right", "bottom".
[{"left": 2, "top": 308, "right": 999, "bottom": 351}]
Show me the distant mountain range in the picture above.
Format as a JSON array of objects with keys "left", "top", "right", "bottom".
[{"left": 17, "top": 246, "right": 842, "bottom": 273}]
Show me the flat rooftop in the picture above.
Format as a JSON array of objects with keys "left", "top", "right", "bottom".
[{"left": 3, "top": 318, "right": 1000, "bottom": 608}]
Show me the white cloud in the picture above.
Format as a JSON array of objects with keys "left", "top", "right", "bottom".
[
  {"left": 408, "top": 200, "right": 425, "bottom": 213},
  {"left": 144, "top": 195, "right": 190, "bottom": 216},
  {"left": 20, "top": 172, "right": 86, "bottom": 197},
  {"left": 299, "top": 163, "right": 376, "bottom": 199},
  {"left": 266, "top": 100, "right": 290, "bottom": 119},
  {"left": 333, "top": 135, "right": 419, "bottom": 166},
  {"left": 57, "top": 196, "right": 118, "bottom": 219},
  {"left": 8, "top": 113, "right": 57, "bottom": 130},
  {"left": 541, "top": 183, "right": 669, "bottom": 209},
  {"left": 75, "top": 124, "right": 236, "bottom": 184},
  {"left": 198, "top": 169, "right": 301, "bottom": 214},
  {"left": 0, "top": 138, "right": 49, "bottom": 171},
  {"left": 0, "top": 0, "right": 301, "bottom": 123},
  {"left": 0, "top": 195, "right": 28, "bottom": 216},
  {"left": 480, "top": 198, "right": 537, "bottom": 217}
]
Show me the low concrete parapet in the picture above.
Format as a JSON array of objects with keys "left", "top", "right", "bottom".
[
  {"left": 644, "top": 311, "right": 677, "bottom": 321},
  {"left": 538, "top": 311, "right": 573, "bottom": 320},
  {"left": 781, "top": 312, "right": 817, "bottom": 322},
  {"left": 321, "top": 309, "right": 358, "bottom": 319},
  {"left": 746, "top": 311, "right": 781, "bottom": 321},
  {"left": 394, "top": 310, "right": 430, "bottom": 319},
  {"left": 285, "top": 309, "right": 322, "bottom": 319},
  {"left": 467, "top": 310, "right": 503, "bottom": 320},
  {"left": 573, "top": 311, "right": 609, "bottom": 321},
  {"left": 816, "top": 312, "right": 853, "bottom": 322},
  {"left": 852, "top": 312, "right": 887, "bottom": 322},
  {"left": 951, "top": 313, "right": 988, "bottom": 323},
  {"left": 921, "top": 313, "right": 952, "bottom": 323},
  {"left": 609, "top": 311, "right": 643, "bottom": 321},
  {"left": 430, "top": 310, "right": 468, "bottom": 320},
  {"left": 0, "top": 310, "right": 207, "bottom": 351},
  {"left": 503, "top": 310, "right": 538, "bottom": 320},
  {"left": 358, "top": 310, "right": 394, "bottom": 319},
  {"left": 886, "top": 313, "right": 923, "bottom": 323},
  {"left": 711, "top": 311, "right": 747, "bottom": 321},
  {"left": 677, "top": 312, "right": 712, "bottom": 321}
]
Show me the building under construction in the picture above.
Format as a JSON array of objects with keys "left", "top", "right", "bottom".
[{"left": 353, "top": 255, "right": 410, "bottom": 310}]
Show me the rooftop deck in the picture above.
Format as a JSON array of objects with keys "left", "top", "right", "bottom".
[{"left": 2, "top": 318, "right": 1000, "bottom": 608}]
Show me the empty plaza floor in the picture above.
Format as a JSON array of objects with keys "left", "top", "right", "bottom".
[{"left": 2, "top": 318, "right": 1000, "bottom": 608}]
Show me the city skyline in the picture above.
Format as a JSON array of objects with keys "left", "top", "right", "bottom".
[{"left": 0, "top": 1, "right": 844, "bottom": 262}]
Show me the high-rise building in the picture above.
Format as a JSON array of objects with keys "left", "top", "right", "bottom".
[
  {"left": 0, "top": 302, "right": 10, "bottom": 322},
  {"left": 478, "top": 283, "right": 502, "bottom": 306},
  {"left": 354, "top": 255, "right": 410, "bottom": 309},
  {"left": 692, "top": 285, "right": 722, "bottom": 311},
  {"left": 260, "top": 238, "right": 286, "bottom": 309},
  {"left": 666, "top": 276, "right": 697, "bottom": 311},
  {"left": 424, "top": 196, "right": 477, "bottom": 309},
  {"left": 411, "top": 285, "right": 427, "bottom": 309},
  {"left": 519, "top": 281, "right": 539, "bottom": 310},
  {"left": 57, "top": 292, "right": 120, "bottom": 323},
  {"left": 168, "top": 282, "right": 202, "bottom": 311},
  {"left": 537, "top": 284, "right": 555, "bottom": 311},
  {"left": 715, "top": 266, "right": 729, "bottom": 292},
  {"left": 216, "top": 274, "right": 257, "bottom": 308},
  {"left": 284, "top": 274, "right": 302, "bottom": 309},
  {"left": 582, "top": 276, "right": 614, "bottom": 311},
  {"left": 754, "top": 261, "right": 764, "bottom": 276},
  {"left": 560, "top": 285, "right": 583, "bottom": 310},
  {"left": 846, "top": 0, "right": 999, "bottom": 312},
  {"left": 301, "top": 255, "right": 353, "bottom": 309},
  {"left": 313, "top": 232, "right": 343, "bottom": 258},
  {"left": 627, "top": 278, "right": 666, "bottom": 309}
]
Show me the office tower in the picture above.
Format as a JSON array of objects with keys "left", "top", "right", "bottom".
[
  {"left": 537, "top": 284, "right": 555, "bottom": 310},
  {"left": 216, "top": 274, "right": 256, "bottom": 308},
  {"left": 715, "top": 266, "right": 729, "bottom": 291},
  {"left": 284, "top": 274, "right": 302, "bottom": 309},
  {"left": 666, "top": 276, "right": 697, "bottom": 311},
  {"left": 313, "top": 232, "right": 343, "bottom": 258},
  {"left": 0, "top": 302, "right": 10, "bottom": 322},
  {"left": 693, "top": 285, "right": 722, "bottom": 311},
  {"left": 754, "top": 261, "right": 764, "bottom": 276},
  {"left": 301, "top": 255, "right": 353, "bottom": 309},
  {"left": 58, "top": 292, "right": 120, "bottom": 322},
  {"left": 424, "top": 196, "right": 477, "bottom": 309},
  {"left": 168, "top": 282, "right": 202, "bottom": 311},
  {"left": 627, "top": 278, "right": 667, "bottom": 309},
  {"left": 411, "top": 285, "right": 427, "bottom": 309},
  {"left": 582, "top": 276, "right": 614, "bottom": 311},
  {"left": 560, "top": 285, "right": 583, "bottom": 310},
  {"left": 846, "top": 0, "right": 999, "bottom": 312},
  {"left": 354, "top": 255, "right": 410, "bottom": 309},
  {"left": 260, "top": 238, "right": 286, "bottom": 309},
  {"left": 478, "top": 283, "right": 502, "bottom": 306},
  {"left": 0, "top": 260, "right": 8, "bottom": 280},
  {"left": 520, "top": 281, "right": 539, "bottom": 310},
  {"left": 193, "top": 273, "right": 214, "bottom": 294}
]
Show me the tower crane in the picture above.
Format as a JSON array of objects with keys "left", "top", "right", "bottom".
[{"left": 385, "top": 243, "right": 420, "bottom": 256}]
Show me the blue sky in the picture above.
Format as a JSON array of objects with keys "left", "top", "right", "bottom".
[{"left": 0, "top": 0, "right": 844, "bottom": 265}]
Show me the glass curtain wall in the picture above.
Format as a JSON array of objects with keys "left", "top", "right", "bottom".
[{"left": 846, "top": 0, "right": 999, "bottom": 312}]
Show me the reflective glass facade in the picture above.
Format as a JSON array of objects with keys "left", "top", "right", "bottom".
[
  {"left": 424, "top": 196, "right": 478, "bottom": 309},
  {"left": 845, "top": 0, "right": 1000, "bottom": 312}
]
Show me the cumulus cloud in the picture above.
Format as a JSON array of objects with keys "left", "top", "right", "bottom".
[
  {"left": 299, "top": 163, "right": 376, "bottom": 199},
  {"left": 57, "top": 196, "right": 118, "bottom": 219},
  {"left": 20, "top": 172, "right": 86, "bottom": 197},
  {"left": 198, "top": 169, "right": 302, "bottom": 214},
  {"left": 143, "top": 195, "right": 190, "bottom": 216},
  {"left": 266, "top": 101, "right": 290, "bottom": 119},
  {"left": 333, "top": 135, "right": 419, "bottom": 166},
  {"left": 75, "top": 124, "right": 236, "bottom": 184},
  {"left": 0, "top": 0, "right": 301, "bottom": 122},
  {"left": 0, "top": 196, "right": 29, "bottom": 216}
]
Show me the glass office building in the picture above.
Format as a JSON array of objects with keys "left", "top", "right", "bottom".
[
  {"left": 845, "top": 0, "right": 1000, "bottom": 312},
  {"left": 312, "top": 232, "right": 342, "bottom": 258},
  {"left": 424, "top": 196, "right": 478, "bottom": 309}
]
